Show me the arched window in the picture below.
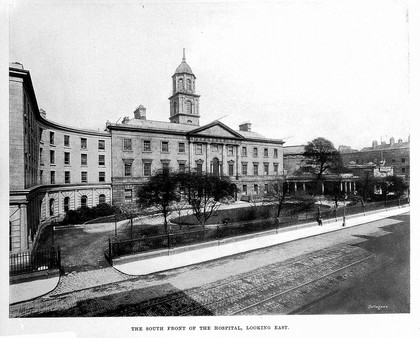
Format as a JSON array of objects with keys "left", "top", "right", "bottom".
[
  {"left": 178, "top": 78, "right": 183, "bottom": 91},
  {"left": 49, "top": 199, "right": 55, "bottom": 216},
  {"left": 173, "top": 101, "right": 177, "bottom": 115},
  {"left": 186, "top": 101, "right": 192, "bottom": 114},
  {"left": 81, "top": 195, "right": 88, "bottom": 208},
  {"left": 187, "top": 120, "right": 193, "bottom": 124},
  {"left": 64, "top": 197, "right": 70, "bottom": 212},
  {"left": 211, "top": 158, "right": 220, "bottom": 176},
  {"left": 99, "top": 194, "right": 106, "bottom": 204},
  {"left": 187, "top": 79, "right": 192, "bottom": 91}
]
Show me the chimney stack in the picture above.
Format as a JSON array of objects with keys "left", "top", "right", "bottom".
[
  {"left": 390, "top": 137, "right": 395, "bottom": 146},
  {"left": 133, "top": 105, "right": 146, "bottom": 120},
  {"left": 239, "top": 121, "right": 252, "bottom": 132},
  {"left": 372, "top": 140, "right": 378, "bottom": 149}
]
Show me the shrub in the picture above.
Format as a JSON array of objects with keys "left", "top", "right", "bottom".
[{"left": 61, "top": 203, "right": 118, "bottom": 225}]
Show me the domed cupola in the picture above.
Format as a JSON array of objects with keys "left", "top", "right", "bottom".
[
  {"left": 169, "top": 49, "right": 201, "bottom": 126},
  {"left": 175, "top": 50, "right": 194, "bottom": 75}
]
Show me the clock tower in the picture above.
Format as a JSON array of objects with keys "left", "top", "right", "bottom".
[{"left": 169, "top": 49, "right": 200, "bottom": 125}]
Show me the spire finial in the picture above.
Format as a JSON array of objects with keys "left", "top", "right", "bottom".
[{"left": 182, "top": 48, "right": 186, "bottom": 62}]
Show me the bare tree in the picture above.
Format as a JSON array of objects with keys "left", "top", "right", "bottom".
[
  {"left": 179, "top": 172, "right": 234, "bottom": 227},
  {"left": 137, "top": 168, "right": 179, "bottom": 234}
]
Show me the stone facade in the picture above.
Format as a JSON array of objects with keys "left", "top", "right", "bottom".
[
  {"left": 9, "top": 53, "right": 284, "bottom": 252},
  {"left": 340, "top": 137, "right": 410, "bottom": 183},
  {"left": 9, "top": 64, "right": 112, "bottom": 252}
]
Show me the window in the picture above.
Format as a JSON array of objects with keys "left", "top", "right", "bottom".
[
  {"left": 64, "top": 197, "right": 70, "bottom": 212},
  {"left": 264, "top": 184, "right": 269, "bottom": 194},
  {"left": 143, "top": 162, "right": 152, "bottom": 176},
  {"left": 178, "top": 78, "right": 184, "bottom": 91},
  {"left": 50, "top": 171, "right": 55, "bottom": 184},
  {"left": 211, "top": 144, "right": 219, "bottom": 152},
  {"left": 243, "top": 185, "right": 247, "bottom": 195},
  {"left": 402, "top": 167, "right": 406, "bottom": 173},
  {"left": 264, "top": 163, "right": 269, "bottom": 175},
  {"left": 253, "top": 147, "right": 258, "bottom": 157},
  {"left": 98, "top": 155, "right": 105, "bottom": 166},
  {"left": 186, "top": 101, "right": 192, "bottom": 114},
  {"left": 81, "top": 171, "right": 87, "bottom": 183},
  {"left": 143, "top": 140, "right": 151, "bottom": 152},
  {"left": 124, "top": 138, "right": 132, "bottom": 151},
  {"left": 81, "top": 154, "right": 87, "bottom": 165},
  {"left": 254, "top": 184, "right": 259, "bottom": 194},
  {"left": 242, "top": 163, "right": 248, "bottom": 175},
  {"left": 49, "top": 199, "right": 54, "bottom": 215},
  {"left": 162, "top": 161, "right": 170, "bottom": 170},
  {"left": 64, "top": 135, "right": 70, "bottom": 147},
  {"left": 274, "top": 163, "right": 279, "bottom": 175},
  {"left": 402, "top": 158, "right": 406, "bottom": 163},
  {"left": 81, "top": 195, "right": 88, "bottom": 208},
  {"left": 64, "top": 152, "right": 70, "bottom": 165},
  {"left": 50, "top": 150, "right": 55, "bottom": 164},
  {"left": 227, "top": 145, "right": 234, "bottom": 156},
  {"left": 187, "top": 79, "right": 192, "bottom": 91},
  {"left": 125, "top": 163, "right": 132, "bottom": 177},
  {"left": 98, "top": 140, "right": 105, "bottom": 150},
  {"left": 99, "top": 194, "right": 106, "bottom": 204},
  {"left": 274, "top": 148, "right": 278, "bottom": 158},
  {"left": 228, "top": 163, "right": 234, "bottom": 176},
  {"left": 65, "top": 171, "right": 70, "bottom": 184},
  {"left": 81, "top": 138, "right": 87, "bottom": 149},
  {"left": 264, "top": 148, "right": 268, "bottom": 157},
  {"left": 196, "top": 143, "right": 203, "bottom": 155},
  {"left": 253, "top": 164, "right": 258, "bottom": 176},
  {"left": 40, "top": 148, "right": 44, "bottom": 165},
  {"left": 40, "top": 170, "right": 43, "bottom": 184},
  {"left": 50, "top": 132, "right": 54, "bottom": 145},
  {"left": 124, "top": 189, "right": 133, "bottom": 203},
  {"left": 161, "top": 141, "right": 169, "bottom": 152},
  {"left": 99, "top": 172, "right": 105, "bottom": 182},
  {"left": 196, "top": 162, "right": 203, "bottom": 174},
  {"left": 179, "top": 163, "right": 186, "bottom": 172}
]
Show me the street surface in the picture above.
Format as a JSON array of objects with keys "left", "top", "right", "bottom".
[{"left": 10, "top": 213, "right": 409, "bottom": 317}]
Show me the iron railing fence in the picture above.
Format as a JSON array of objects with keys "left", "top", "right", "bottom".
[
  {"left": 9, "top": 246, "right": 61, "bottom": 276},
  {"left": 106, "top": 197, "right": 409, "bottom": 262}
]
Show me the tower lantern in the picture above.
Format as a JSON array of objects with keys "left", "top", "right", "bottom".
[{"left": 169, "top": 49, "right": 200, "bottom": 125}]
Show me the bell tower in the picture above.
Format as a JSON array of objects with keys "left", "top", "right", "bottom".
[{"left": 169, "top": 49, "right": 200, "bottom": 125}]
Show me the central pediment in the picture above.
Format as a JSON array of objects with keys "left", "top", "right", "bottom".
[{"left": 187, "top": 121, "right": 244, "bottom": 139}]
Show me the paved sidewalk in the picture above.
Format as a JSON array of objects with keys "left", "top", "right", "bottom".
[{"left": 114, "top": 206, "right": 410, "bottom": 275}]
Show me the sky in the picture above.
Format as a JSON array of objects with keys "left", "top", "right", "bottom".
[{"left": 8, "top": 0, "right": 411, "bottom": 150}]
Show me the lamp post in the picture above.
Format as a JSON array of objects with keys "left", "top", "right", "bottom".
[
  {"left": 342, "top": 194, "right": 347, "bottom": 227},
  {"left": 114, "top": 215, "right": 117, "bottom": 238}
]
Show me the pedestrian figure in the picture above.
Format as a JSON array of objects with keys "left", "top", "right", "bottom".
[{"left": 317, "top": 218, "right": 323, "bottom": 226}]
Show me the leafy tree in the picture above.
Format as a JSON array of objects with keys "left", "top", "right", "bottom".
[
  {"left": 355, "top": 170, "right": 376, "bottom": 202},
  {"left": 178, "top": 172, "right": 234, "bottom": 227},
  {"left": 303, "top": 138, "right": 342, "bottom": 192},
  {"left": 137, "top": 168, "right": 179, "bottom": 234},
  {"left": 378, "top": 175, "right": 409, "bottom": 199}
]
